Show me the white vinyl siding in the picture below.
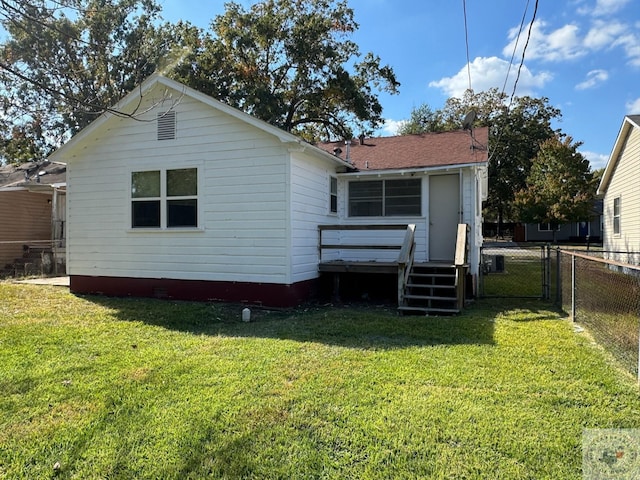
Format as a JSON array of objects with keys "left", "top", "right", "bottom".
[
  {"left": 290, "top": 153, "right": 339, "bottom": 282},
  {"left": 65, "top": 84, "right": 291, "bottom": 284}
]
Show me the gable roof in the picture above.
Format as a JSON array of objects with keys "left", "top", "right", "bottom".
[
  {"left": 0, "top": 160, "right": 66, "bottom": 190},
  {"left": 598, "top": 115, "right": 640, "bottom": 195},
  {"left": 318, "top": 128, "right": 489, "bottom": 172},
  {"left": 48, "top": 74, "right": 352, "bottom": 170}
]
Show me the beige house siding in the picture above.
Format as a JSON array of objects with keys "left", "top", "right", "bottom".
[
  {"left": 0, "top": 189, "right": 52, "bottom": 269},
  {"left": 603, "top": 124, "right": 640, "bottom": 262}
]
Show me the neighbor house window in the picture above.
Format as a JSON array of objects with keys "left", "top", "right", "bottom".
[
  {"left": 131, "top": 168, "right": 198, "bottom": 228},
  {"left": 349, "top": 179, "right": 421, "bottom": 217},
  {"left": 538, "top": 222, "right": 560, "bottom": 232},
  {"left": 613, "top": 196, "right": 621, "bottom": 235},
  {"left": 330, "top": 176, "right": 338, "bottom": 213}
]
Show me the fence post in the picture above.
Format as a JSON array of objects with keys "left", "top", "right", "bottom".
[
  {"left": 545, "top": 244, "right": 551, "bottom": 300},
  {"left": 571, "top": 254, "right": 576, "bottom": 322},
  {"left": 556, "top": 248, "right": 562, "bottom": 305}
]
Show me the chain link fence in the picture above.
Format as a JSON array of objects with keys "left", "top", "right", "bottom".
[
  {"left": 480, "top": 244, "right": 553, "bottom": 299},
  {"left": 558, "top": 250, "right": 640, "bottom": 378}
]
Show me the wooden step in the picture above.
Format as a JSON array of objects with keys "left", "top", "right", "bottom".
[
  {"left": 407, "top": 283, "right": 456, "bottom": 290},
  {"left": 404, "top": 294, "right": 457, "bottom": 301},
  {"left": 398, "top": 306, "right": 460, "bottom": 314},
  {"left": 409, "top": 273, "right": 456, "bottom": 279}
]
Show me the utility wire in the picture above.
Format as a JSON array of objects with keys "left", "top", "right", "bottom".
[
  {"left": 510, "top": 0, "right": 539, "bottom": 105},
  {"left": 502, "top": 0, "right": 530, "bottom": 98},
  {"left": 462, "top": 0, "right": 472, "bottom": 91}
]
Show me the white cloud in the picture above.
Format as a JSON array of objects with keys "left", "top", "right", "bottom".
[
  {"left": 504, "top": 21, "right": 587, "bottom": 63},
  {"left": 428, "top": 57, "right": 552, "bottom": 98},
  {"left": 592, "top": 0, "right": 631, "bottom": 16},
  {"left": 626, "top": 98, "right": 640, "bottom": 113},
  {"left": 584, "top": 20, "right": 627, "bottom": 49},
  {"left": 584, "top": 20, "right": 640, "bottom": 65},
  {"left": 580, "top": 150, "right": 610, "bottom": 170},
  {"left": 380, "top": 119, "right": 406, "bottom": 136},
  {"left": 575, "top": 69, "right": 609, "bottom": 90}
]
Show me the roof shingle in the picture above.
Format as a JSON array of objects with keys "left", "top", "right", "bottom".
[{"left": 318, "top": 128, "right": 489, "bottom": 171}]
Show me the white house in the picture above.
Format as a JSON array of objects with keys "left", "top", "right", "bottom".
[
  {"left": 598, "top": 114, "right": 640, "bottom": 265},
  {"left": 49, "top": 75, "right": 488, "bottom": 310}
]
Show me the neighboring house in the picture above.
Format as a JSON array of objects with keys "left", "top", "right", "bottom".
[
  {"left": 514, "top": 199, "right": 603, "bottom": 243},
  {"left": 0, "top": 161, "right": 66, "bottom": 275},
  {"left": 598, "top": 114, "right": 640, "bottom": 264},
  {"left": 48, "top": 74, "right": 488, "bottom": 310}
]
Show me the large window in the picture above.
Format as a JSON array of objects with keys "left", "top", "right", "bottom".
[
  {"left": 613, "top": 196, "right": 621, "bottom": 235},
  {"left": 349, "top": 179, "right": 421, "bottom": 217},
  {"left": 131, "top": 168, "right": 198, "bottom": 228}
]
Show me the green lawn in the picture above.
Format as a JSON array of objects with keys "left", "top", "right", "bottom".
[{"left": 1, "top": 282, "right": 639, "bottom": 479}]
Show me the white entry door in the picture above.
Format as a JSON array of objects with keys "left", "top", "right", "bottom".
[{"left": 429, "top": 174, "right": 460, "bottom": 261}]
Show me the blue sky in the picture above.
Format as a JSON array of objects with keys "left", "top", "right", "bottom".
[{"left": 161, "top": 0, "right": 639, "bottom": 170}]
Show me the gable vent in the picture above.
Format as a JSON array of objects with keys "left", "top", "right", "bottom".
[{"left": 157, "top": 111, "right": 176, "bottom": 140}]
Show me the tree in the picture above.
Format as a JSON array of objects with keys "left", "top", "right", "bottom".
[
  {"left": 514, "top": 135, "right": 596, "bottom": 242},
  {"left": 172, "top": 0, "right": 399, "bottom": 142},
  {"left": 400, "top": 89, "right": 562, "bottom": 230},
  {"left": 397, "top": 103, "right": 443, "bottom": 135},
  {"left": 0, "top": 0, "right": 198, "bottom": 163}
]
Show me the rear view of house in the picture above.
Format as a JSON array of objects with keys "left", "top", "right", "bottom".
[{"left": 49, "top": 75, "right": 488, "bottom": 309}]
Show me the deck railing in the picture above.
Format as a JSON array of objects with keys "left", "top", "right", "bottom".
[
  {"left": 397, "top": 224, "right": 416, "bottom": 306},
  {"left": 454, "top": 223, "right": 470, "bottom": 310},
  {"left": 318, "top": 224, "right": 410, "bottom": 262}
]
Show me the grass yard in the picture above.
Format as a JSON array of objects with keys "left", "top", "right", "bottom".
[{"left": 1, "top": 283, "right": 640, "bottom": 479}]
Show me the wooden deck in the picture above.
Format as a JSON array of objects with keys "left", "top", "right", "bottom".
[{"left": 318, "top": 260, "right": 457, "bottom": 274}]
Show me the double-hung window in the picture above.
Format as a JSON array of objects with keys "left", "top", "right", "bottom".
[
  {"left": 131, "top": 168, "right": 198, "bottom": 229},
  {"left": 349, "top": 179, "right": 421, "bottom": 217},
  {"left": 329, "top": 176, "right": 338, "bottom": 214},
  {"left": 613, "top": 196, "right": 621, "bottom": 235}
]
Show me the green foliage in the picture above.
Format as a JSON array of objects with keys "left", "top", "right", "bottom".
[
  {"left": 2, "top": 283, "right": 640, "bottom": 478},
  {"left": 172, "top": 0, "right": 399, "bottom": 141},
  {"left": 0, "top": 0, "right": 197, "bottom": 163},
  {"left": 514, "top": 135, "right": 596, "bottom": 230},
  {"left": 397, "top": 103, "right": 443, "bottom": 135}
]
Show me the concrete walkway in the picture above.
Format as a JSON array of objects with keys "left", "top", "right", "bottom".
[{"left": 14, "top": 276, "right": 70, "bottom": 287}]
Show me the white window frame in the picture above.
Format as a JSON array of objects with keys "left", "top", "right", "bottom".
[
  {"left": 129, "top": 166, "right": 202, "bottom": 231},
  {"left": 329, "top": 176, "right": 338, "bottom": 214},
  {"left": 613, "top": 196, "right": 621, "bottom": 236},
  {"left": 348, "top": 178, "right": 422, "bottom": 217},
  {"left": 538, "top": 222, "right": 560, "bottom": 232}
]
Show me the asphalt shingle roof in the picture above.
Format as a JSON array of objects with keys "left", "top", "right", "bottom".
[
  {"left": 318, "top": 127, "right": 489, "bottom": 171},
  {"left": 0, "top": 161, "right": 66, "bottom": 188}
]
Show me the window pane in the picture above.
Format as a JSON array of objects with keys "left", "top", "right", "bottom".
[
  {"left": 167, "top": 168, "right": 197, "bottom": 197},
  {"left": 384, "top": 179, "right": 421, "bottom": 216},
  {"left": 349, "top": 181, "right": 382, "bottom": 216},
  {"left": 132, "top": 171, "right": 160, "bottom": 198},
  {"left": 168, "top": 199, "right": 197, "bottom": 227},
  {"left": 330, "top": 177, "right": 337, "bottom": 195},
  {"left": 330, "top": 177, "right": 338, "bottom": 213},
  {"left": 132, "top": 200, "right": 160, "bottom": 227}
]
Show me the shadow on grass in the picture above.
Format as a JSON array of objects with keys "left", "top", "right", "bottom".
[{"left": 70, "top": 295, "right": 570, "bottom": 349}]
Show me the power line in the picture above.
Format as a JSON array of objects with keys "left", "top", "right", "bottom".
[
  {"left": 510, "top": 0, "right": 539, "bottom": 106},
  {"left": 462, "top": 0, "right": 472, "bottom": 91},
  {"left": 502, "top": 0, "right": 530, "bottom": 98}
]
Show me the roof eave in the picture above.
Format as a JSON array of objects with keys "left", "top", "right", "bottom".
[
  {"left": 597, "top": 116, "right": 639, "bottom": 195},
  {"left": 337, "top": 161, "right": 487, "bottom": 177}
]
